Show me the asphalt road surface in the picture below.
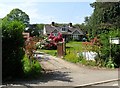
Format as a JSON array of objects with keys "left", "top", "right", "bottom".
[{"left": 2, "top": 53, "right": 119, "bottom": 87}]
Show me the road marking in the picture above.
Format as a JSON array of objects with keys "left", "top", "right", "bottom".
[
  {"left": 75, "top": 78, "right": 120, "bottom": 87},
  {"left": 112, "top": 83, "right": 118, "bottom": 86}
]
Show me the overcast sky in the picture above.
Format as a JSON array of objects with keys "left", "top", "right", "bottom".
[{"left": 0, "top": 0, "right": 95, "bottom": 24}]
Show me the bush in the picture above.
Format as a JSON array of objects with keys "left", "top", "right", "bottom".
[
  {"left": 99, "top": 29, "right": 120, "bottom": 68},
  {"left": 2, "top": 20, "right": 25, "bottom": 80},
  {"left": 22, "top": 55, "right": 42, "bottom": 78}
]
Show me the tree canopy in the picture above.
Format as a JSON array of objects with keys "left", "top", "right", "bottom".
[{"left": 4, "top": 8, "right": 30, "bottom": 27}]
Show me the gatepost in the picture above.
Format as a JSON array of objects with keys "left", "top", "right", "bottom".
[{"left": 57, "top": 42, "right": 65, "bottom": 58}]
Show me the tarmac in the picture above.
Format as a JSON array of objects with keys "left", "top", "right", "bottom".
[{"left": 2, "top": 53, "right": 119, "bottom": 87}]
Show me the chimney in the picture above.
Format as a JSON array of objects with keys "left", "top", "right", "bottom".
[
  {"left": 51, "top": 22, "right": 55, "bottom": 26},
  {"left": 69, "top": 23, "right": 72, "bottom": 27}
]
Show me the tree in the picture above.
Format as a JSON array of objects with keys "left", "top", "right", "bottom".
[
  {"left": 4, "top": 8, "right": 30, "bottom": 26},
  {"left": 84, "top": 16, "right": 89, "bottom": 24},
  {"left": 36, "top": 24, "right": 44, "bottom": 30},
  {"left": 2, "top": 19, "right": 25, "bottom": 80},
  {"left": 86, "top": 2, "right": 120, "bottom": 37},
  {"left": 2, "top": 8, "right": 28, "bottom": 80},
  {"left": 24, "top": 24, "right": 44, "bottom": 37}
]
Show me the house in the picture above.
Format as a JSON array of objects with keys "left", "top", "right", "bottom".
[{"left": 43, "top": 22, "right": 84, "bottom": 42}]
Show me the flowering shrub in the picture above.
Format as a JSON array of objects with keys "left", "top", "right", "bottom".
[
  {"left": 25, "top": 37, "right": 37, "bottom": 59},
  {"left": 37, "top": 32, "right": 64, "bottom": 50}
]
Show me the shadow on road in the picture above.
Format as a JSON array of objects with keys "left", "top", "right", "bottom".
[
  {"left": 40, "top": 70, "right": 73, "bottom": 82},
  {"left": 3, "top": 70, "right": 73, "bottom": 85}
]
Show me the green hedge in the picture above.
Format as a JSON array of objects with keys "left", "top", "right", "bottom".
[{"left": 2, "top": 20, "right": 25, "bottom": 81}]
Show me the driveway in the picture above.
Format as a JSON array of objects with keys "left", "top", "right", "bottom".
[{"left": 3, "top": 53, "right": 119, "bottom": 87}]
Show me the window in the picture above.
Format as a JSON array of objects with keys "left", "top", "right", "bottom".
[
  {"left": 73, "top": 34, "right": 79, "bottom": 40},
  {"left": 62, "top": 28, "right": 66, "bottom": 31},
  {"left": 53, "top": 33, "right": 58, "bottom": 36},
  {"left": 62, "top": 27, "right": 68, "bottom": 32}
]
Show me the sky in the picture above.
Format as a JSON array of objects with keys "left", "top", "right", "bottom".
[{"left": 0, "top": 0, "right": 95, "bottom": 24}]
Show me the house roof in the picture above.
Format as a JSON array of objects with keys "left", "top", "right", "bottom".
[{"left": 44, "top": 24, "right": 84, "bottom": 35}]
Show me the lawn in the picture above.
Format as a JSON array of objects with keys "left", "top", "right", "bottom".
[
  {"left": 66, "top": 41, "right": 83, "bottom": 52},
  {"left": 38, "top": 41, "right": 83, "bottom": 56},
  {"left": 38, "top": 49, "right": 57, "bottom": 56}
]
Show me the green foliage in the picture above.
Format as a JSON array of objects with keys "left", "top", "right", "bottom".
[
  {"left": 64, "top": 50, "right": 97, "bottom": 66},
  {"left": 66, "top": 41, "right": 83, "bottom": 51},
  {"left": 79, "top": 58, "right": 96, "bottom": 66},
  {"left": 36, "top": 24, "right": 44, "bottom": 30},
  {"left": 22, "top": 55, "right": 42, "bottom": 78},
  {"left": 2, "top": 8, "right": 30, "bottom": 80},
  {"left": 86, "top": 2, "right": 120, "bottom": 37},
  {"left": 64, "top": 52, "right": 79, "bottom": 63},
  {"left": 4, "top": 8, "right": 30, "bottom": 26},
  {"left": 99, "top": 29, "right": 120, "bottom": 68},
  {"left": 106, "top": 58, "right": 115, "bottom": 69},
  {"left": 65, "top": 42, "right": 84, "bottom": 63},
  {"left": 26, "top": 24, "right": 43, "bottom": 37},
  {"left": 2, "top": 20, "right": 25, "bottom": 80},
  {"left": 83, "top": 2, "right": 120, "bottom": 68}
]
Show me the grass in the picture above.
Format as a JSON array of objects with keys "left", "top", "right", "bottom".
[
  {"left": 37, "top": 41, "right": 83, "bottom": 56},
  {"left": 66, "top": 41, "right": 83, "bottom": 52},
  {"left": 64, "top": 41, "right": 97, "bottom": 66},
  {"left": 38, "top": 49, "right": 57, "bottom": 56},
  {"left": 64, "top": 41, "right": 83, "bottom": 63},
  {"left": 38, "top": 41, "right": 83, "bottom": 56}
]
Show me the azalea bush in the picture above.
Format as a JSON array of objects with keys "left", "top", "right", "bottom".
[{"left": 37, "top": 32, "right": 64, "bottom": 50}]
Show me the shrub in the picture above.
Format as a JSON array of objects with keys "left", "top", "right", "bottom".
[
  {"left": 2, "top": 20, "right": 25, "bottom": 80},
  {"left": 39, "top": 32, "right": 64, "bottom": 50},
  {"left": 22, "top": 55, "right": 42, "bottom": 78},
  {"left": 99, "top": 29, "right": 120, "bottom": 68}
]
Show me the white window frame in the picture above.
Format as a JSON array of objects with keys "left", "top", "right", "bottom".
[
  {"left": 61, "top": 27, "right": 68, "bottom": 32},
  {"left": 73, "top": 34, "right": 79, "bottom": 40},
  {"left": 53, "top": 33, "right": 58, "bottom": 36}
]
